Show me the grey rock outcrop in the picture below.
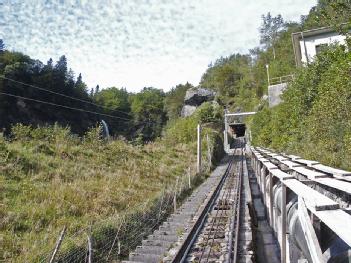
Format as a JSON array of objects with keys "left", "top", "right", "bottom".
[
  {"left": 181, "top": 105, "right": 197, "bottom": 117},
  {"left": 184, "top": 88, "right": 215, "bottom": 106},
  {"left": 181, "top": 88, "right": 216, "bottom": 117}
]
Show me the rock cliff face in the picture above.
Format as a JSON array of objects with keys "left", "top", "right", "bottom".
[
  {"left": 181, "top": 88, "right": 215, "bottom": 117},
  {"left": 181, "top": 105, "right": 197, "bottom": 117},
  {"left": 184, "top": 88, "right": 215, "bottom": 106}
]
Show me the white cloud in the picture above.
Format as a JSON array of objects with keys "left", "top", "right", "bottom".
[{"left": 0, "top": 0, "right": 317, "bottom": 92}]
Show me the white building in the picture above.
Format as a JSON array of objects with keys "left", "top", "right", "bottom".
[
  {"left": 268, "top": 26, "right": 347, "bottom": 108},
  {"left": 292, "top": 26, "right": 347, "bottom": 66}
]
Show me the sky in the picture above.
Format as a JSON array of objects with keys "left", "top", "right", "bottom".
[{"left": 0, "top": 0, "right": 317, "bottom": 92}]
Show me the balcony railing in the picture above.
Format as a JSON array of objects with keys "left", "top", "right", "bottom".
[{"left": 269, "top": 74, "right": 295, "bottom": 85}]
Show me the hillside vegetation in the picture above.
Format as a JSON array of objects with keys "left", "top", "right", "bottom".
[
  {"left": 193, "top": 0, "right": 351, "bottom": 171},
  {"left": 2, "top": 0, "right": 351, "bottom": 261},
  {"left": 0, "top": 47, "right": 195, "bottom": 142},
  {"left": 0, "top": 106, "right": 224, "bottom": 261},
  {"left": 250, "top": 1, "right": 351, "bottom": 170},
  {"left": 251, "top": 45, "right": 351, "bottom": 170}
]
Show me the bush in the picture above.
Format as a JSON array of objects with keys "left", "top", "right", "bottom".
[
  {"left": 251, "top": 45, "right": 351, "bottom": 170},
  {"left": 195, "top": 102, "right": 223, "bottom": 124}
]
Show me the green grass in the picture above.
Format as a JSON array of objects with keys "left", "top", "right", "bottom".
[
  {"left": 0, "top": 119, "right": 223, "bottom": 262},
  {"left": 0, "top": 124, "right": 195, "bottom": 261}
]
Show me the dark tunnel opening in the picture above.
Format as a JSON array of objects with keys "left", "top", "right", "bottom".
[{"left": 230, "top": 123, "right": 246, "bottom": 137}]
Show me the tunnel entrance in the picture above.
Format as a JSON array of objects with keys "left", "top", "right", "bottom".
[{"left": 230, "top": 123, "right": 246, "bottom": 137}]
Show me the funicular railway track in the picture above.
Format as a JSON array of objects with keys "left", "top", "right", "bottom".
[
  {"left": 171, "top": 139, "right": 245, "bottom": 263},
  {"left": 124, "top": 139, "right": 249, "bottom": 263}
]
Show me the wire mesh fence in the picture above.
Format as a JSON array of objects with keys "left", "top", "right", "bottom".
[{"left": 37, "top": 163, "right": 203, "bottom": 263}]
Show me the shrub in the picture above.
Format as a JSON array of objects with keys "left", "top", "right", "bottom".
[
  {"left": 195, "top": 102, "right": 223, "bottom": 124},
  {"left": 251, "top": 45, "right": 351, "bottom": 170}
]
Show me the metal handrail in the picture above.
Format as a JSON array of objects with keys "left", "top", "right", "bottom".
[{"left": 269, "top": 74, "right": 295, "bottom": 85}]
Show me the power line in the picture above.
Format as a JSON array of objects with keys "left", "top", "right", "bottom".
[
  {"left": 0, "top": 92, "right": 132, "bottom": 122},
  {"left": 0, "top": 75, "right": 133, "bottom": 117}
]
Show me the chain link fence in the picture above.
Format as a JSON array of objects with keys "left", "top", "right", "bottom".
[{"left": 37, "top": 162, "right": 206, "bottom": 263}]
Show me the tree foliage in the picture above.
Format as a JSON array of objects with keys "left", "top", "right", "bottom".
[
  {"left": 0, "top": 39, "right": 4, "bottom": 52},
  {"left": 164, "top": 82, "right": 193, "bottom": 121},
  {"left": 129, "top": 87, "right": 167, "bottom": 142},
  {"left": 251, "top": 45, "right": 351, "bottom": 170},
  {"left": 260, "top": 12, "right": 285, "bottom": 59},
  {"left": 0, "top": 51, "right": 136, "bottom": 136}
]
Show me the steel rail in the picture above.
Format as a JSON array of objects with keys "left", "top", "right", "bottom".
[
  {"left": 231, "top": 148, "right": 244, "bottom": 263},
  {"left": 224, "top": 149, "right": 243, "bottom": 263},
  {"left": 171, "top": 157, "right": 234, "bottom": 263},
  {"left": 171, "top": 139, "right": 245, "bottom": 263},
  {"left": 201, "top": 164, "right": 237, "bottom": 262}
]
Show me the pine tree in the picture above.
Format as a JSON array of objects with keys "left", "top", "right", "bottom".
[
  {"left": 54, "top": 55, "right": 67, "bottom": 75},
  {"left": 76, "top": 73, "right": 83, "bottom": 85},
  {"left": 95, "top": 85, "right": 100, "bottom": 94},
  {"left": 67, "top": 68, "right": 75, "bottom": 89},
  {"left": 53, "top": 55, "right": 68, "bottom": 92},
  {"left": 47, "top": 58, "right": 53, "bottom": 69},
  {"left": 0, "top": 39, "right": 4, "bottom": 52},
  {"left": 75, "top": 73, "right": 88, "bottom": 95}
]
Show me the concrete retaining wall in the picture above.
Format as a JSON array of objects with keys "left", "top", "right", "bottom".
[{"left": 268, "top": 83, "right": 288, "bottom": 108}]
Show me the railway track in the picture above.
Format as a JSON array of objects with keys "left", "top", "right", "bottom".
[
  {"left": 170, "top": 139, "right": 247, "bottom": 263},
  {"left": 181, "top": 150, "right": 242, "bottom": 263},
  {"left": 123, "top": 138, "right": 250, "bottom": 263}
]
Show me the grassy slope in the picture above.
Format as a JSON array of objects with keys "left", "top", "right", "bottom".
[{"left": 0, "top": 117, "right": 224, "bottom": 261}]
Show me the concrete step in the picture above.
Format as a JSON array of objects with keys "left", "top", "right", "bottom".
[
  {"left": 153, "top": 229, "right": 178, "bottom": 237},
  {"left": 158, "top": 225, "right": 185, "bottom": 233},
  {"left": 135, "top": 245, "right": 166, "bottom": 254},
  {"left": 129, "top": 253, "right": 162, "bottom": 263},
  {"left": 148, "top": 233, "right": 179, "bottom": 242},
  {"left": 141, "top": 239, "right": 174, "bottom": 247}
]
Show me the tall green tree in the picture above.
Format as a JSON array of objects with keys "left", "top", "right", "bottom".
[
  {"left": 95, "top": 87, "right": 130, "bottom": 112},
  {"left": 53, "top": 55, "right": 68, "bottom": 94},
  {"left": 260, "top": 12, "right": 285, "bottom": 60},
  {"left": 200, "top": 54, "right": 253, "bottom": 104},
  {"left": 164, "top": 82, "right": 193, "bottom": 121},
  {"left": 75, "top": 73, "right": 88, "bottom": 96},
  {"left": 130, "top": 87, "right": 166, "bottom": 142}
]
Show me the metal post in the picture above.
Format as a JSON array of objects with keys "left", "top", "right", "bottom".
[
  {"left": 269, "top": 172, "right": 274, "bottom": 226},
  {"left": 257, "top": 162, "right": 261, "bottom": 186},
  {"left": 281, "top": 184, "right": 287, "bottom": 263},
  {"left": 197, "top": 124, "right": 202, "bottom": 173},
  {"left": 49, "top": 226, "right": 66, "bottom": 263},
  {"left": 266, "top": 64, "right": 270, "bottom": 86},
  {"left": 262, "top": 167, "right": 267, "bottom": 206},
  {"left": 224, "top": 109, "right": 229, "bottom": 151},
  {"left": 173, "top": 194, "right": 177, "bottom": 212},
  {"left": 207, "top": 134, "right": 212, "bottom": 172},
  {"left": 188, "top": 167, "right": 191, "bottom": 189},
  {"left": 174, "top": 177, "right": 179, "bottom": 212},
  {"left": 87, "top": 235, "right": 93, "bottom": 263},
  {"left": 260, "top": 167, "right": 265, "bottom": 193}
]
